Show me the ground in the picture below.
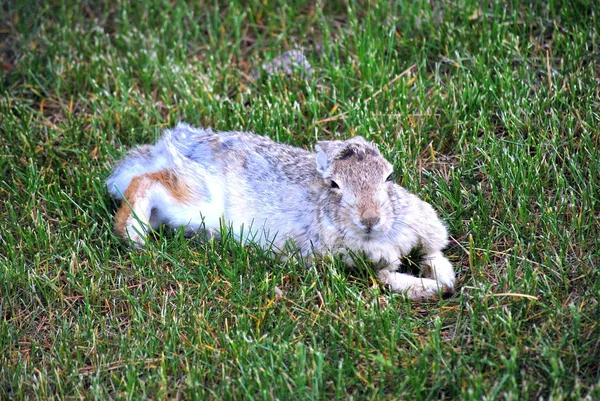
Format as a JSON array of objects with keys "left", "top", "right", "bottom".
[{"left": 1, "top": 1, "right": 599, "bottom": 399}]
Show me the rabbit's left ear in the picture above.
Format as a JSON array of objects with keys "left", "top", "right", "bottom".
[
  {"left": 315, "top": 141, "right": 338, "bottom": 178},
  {"left": 315, "top": 141, "right": 332, "bottom": 178}
]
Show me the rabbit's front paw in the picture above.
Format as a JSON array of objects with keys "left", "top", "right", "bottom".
[
  {"left": 378, "top": 270, "right": 446, "bottom": 299},
  {"left": 422, "top": 251, "right": 455, "bottom": 291}
]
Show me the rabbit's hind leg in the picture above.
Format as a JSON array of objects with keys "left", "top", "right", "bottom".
[{"left": 114, "top": 170, "right": 191, "bottom": 247}]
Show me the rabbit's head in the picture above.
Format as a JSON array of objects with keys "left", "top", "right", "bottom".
[{"left": 315, "top": 137, "right": 395, "bottom": 239}]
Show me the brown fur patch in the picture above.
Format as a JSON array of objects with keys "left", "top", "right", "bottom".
[
  {"left": 114, "top": 170, "right": 190, "bottom": 238},
  {"left": 147, "top": 170, "right": 191, "bottom": 202},
  {"left": 114, "top": 200, "right": 132, "bottom": 237},
  {"left": 114, "top": 174, "right": 150, "bottom": 237}
]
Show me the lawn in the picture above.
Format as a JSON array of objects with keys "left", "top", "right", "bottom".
[{"left": 1, "top": 0, "right": 599, "bottom": 399}]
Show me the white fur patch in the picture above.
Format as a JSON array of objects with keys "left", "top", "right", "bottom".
[{"left": 149, "top": 174, "right": 226, "bottom": 232}]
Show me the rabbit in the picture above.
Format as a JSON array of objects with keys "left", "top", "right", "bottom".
[{"left": 106, "top": 123, "right": 455, "bottom": 299}]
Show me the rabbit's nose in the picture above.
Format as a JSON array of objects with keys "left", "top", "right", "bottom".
[{"left": 360, "top": 214, "right": 380, "bottom": 229}]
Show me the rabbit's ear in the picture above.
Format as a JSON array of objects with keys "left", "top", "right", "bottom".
[
  {"left": 316, "top": 140, "right": 348, "bottom": 177},
  {"left": 315, "top": 142, "right": 333, "bottom": 177}
]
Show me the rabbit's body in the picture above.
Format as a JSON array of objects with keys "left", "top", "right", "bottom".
[{"left": 107, "top": 123, "right": 455, "bottom": 299}]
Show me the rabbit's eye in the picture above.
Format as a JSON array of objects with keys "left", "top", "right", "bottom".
[
  {"left": 330, "top": 180, "right": 340, "bottom": 189},
  {"left": 386, "top": 174, "right": 394, "bottom": 182}
]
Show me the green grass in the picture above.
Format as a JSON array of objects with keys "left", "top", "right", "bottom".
[{"left": 1, "top": 0, "right": 599, "bottom": 399}]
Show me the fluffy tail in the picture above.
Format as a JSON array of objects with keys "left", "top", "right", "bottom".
[
  {"left": 106, "top": 123, "right": 209, "bottom": 199},
  {"left": 106, "top": 143, "right": 174, "bottom": 200}
]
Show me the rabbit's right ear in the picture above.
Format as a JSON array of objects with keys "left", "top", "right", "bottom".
[{"left": 315, "top": 141, "right": 334, "bottom": 178}]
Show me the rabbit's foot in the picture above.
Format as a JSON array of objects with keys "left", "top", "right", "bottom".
[
  {"left": 421, "top": 251, "right": 455, "bottom": 291},
  {"left": 377, "top": 269, "right": 448, "bottom": 299}
]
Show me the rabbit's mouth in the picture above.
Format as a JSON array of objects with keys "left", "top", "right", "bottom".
[
  {"left": 356, "top": 226, "right": 386, "bottom": 240},
  {"left": 353, "top": 218, "right": 387, "bottom": 239},
  {"left": 361, "top": 232, "right": 376, "bottom": 241},
  {"left": 364, "top": 227, "right": 376, "bottom": 235}
]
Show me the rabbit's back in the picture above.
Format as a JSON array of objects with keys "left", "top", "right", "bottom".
[
  {"left": 175, "top": 125, "right": 321, "bottom": 248},
  {"left": 169, "top": 123, "right": 316, "bottom": 185},
  {"left": 108, "top": 123, "right": 323, "bottom": 249},
  {"left": 108, "top": 123, "right": 314, "bottom": 196}
]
